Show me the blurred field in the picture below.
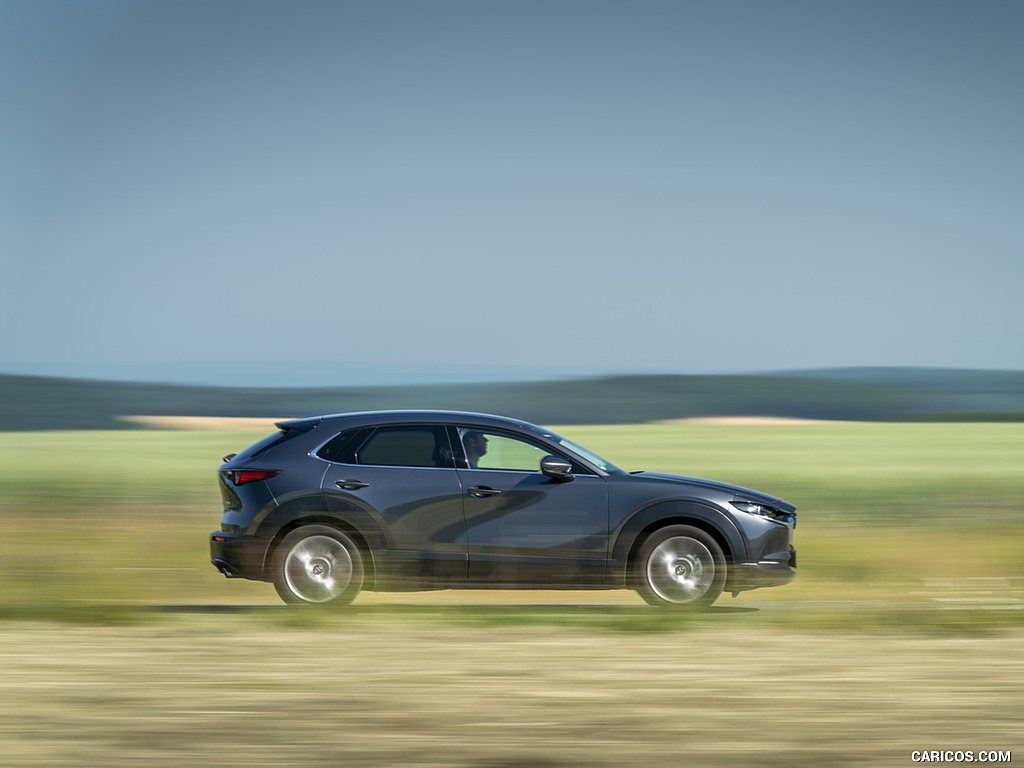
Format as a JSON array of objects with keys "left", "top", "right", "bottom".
[
  {"left": 0, "top": 614, "right": 1018, "bottom": 767},
  {"left": 1, "top": 421, "right": 1022, "bottom": 608},
  {"left": 1, "top": 422, "right": 1021, "bottom": 766}
]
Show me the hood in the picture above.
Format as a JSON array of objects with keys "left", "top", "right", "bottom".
[{"left": 634, "top": 472, "right": 796, "bottom": 513}]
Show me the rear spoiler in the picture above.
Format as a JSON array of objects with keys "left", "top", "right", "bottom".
[{"left": 274, "top": 416, "right": 323, "bottom": 433}]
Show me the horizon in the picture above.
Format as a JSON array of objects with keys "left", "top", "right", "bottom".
[{"left": 2, "top": 361, "right": 1023, "bottom": 390}]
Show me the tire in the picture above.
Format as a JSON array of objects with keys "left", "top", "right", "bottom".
[
  {"left": 272, "top": 525, "right": 364, "bottom": 605},
  {"left": 635, "top": 525, "right": 725, "bottom": 609}
]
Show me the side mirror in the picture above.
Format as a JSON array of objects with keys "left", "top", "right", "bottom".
[{"left": 540, "top": 455, "right": 575, "bottom": 482}]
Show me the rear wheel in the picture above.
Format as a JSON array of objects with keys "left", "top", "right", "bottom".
[
  {"left": 635, "top": 525, "right": 725, "bottom": 609},
  {"left": 272, "top": 525, "right": 364, "bottom": 605}
]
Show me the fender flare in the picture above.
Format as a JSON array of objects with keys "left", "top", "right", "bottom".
[
  {"left": 254, "top": 495, "right": 387, "bottom": 584},
  {"left": 610, "top": 500, "right": 748, "bottom": 584}
]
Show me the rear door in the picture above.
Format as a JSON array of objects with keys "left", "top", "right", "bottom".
[{"left": 319, "top": 424, "right": 467, "bottom": 585}]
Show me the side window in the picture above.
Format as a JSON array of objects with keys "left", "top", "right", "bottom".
[
  {"left": 355, "top": 426, "right": 450, "bottom": 468},
  {"left": 458, "top": 428, "right": 552, "bottom": 472}
]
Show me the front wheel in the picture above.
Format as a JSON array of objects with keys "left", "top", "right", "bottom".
[
  {"left": 635, "top": 525, "right": 725, "bottom": 609},
  {"left": 272, "top": 525, "right": 364, "bottom": 605}
]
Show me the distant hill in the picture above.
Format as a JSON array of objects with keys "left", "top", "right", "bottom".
[{"left": 1, "top": 368, "right": 1023, "bottom": 430}]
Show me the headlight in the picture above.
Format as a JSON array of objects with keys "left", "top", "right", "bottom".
[{"left": 731, "top": 500, "right": 795, "bottom": 524}]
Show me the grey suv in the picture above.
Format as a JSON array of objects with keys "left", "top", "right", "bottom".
[{"left": 210, "top": 410, "right": 796, "bottom": 608}]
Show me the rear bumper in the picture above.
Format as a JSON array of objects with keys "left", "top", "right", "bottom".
[
  {"left": 210, "top": 532, "right": 267, "bottom": 581},
  {"left": 728, "top": 548, "right": 797, "bottom": 593}
]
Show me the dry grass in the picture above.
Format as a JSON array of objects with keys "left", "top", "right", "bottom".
[
  {"left": 0, "top": 615, "right": 1020, "bottom": 767},
  {"left": 659, "top": 416, "right": 843, "bottom": 425},
  {"left": 117, "top": 415, "right": 291, "bottom": 431}
]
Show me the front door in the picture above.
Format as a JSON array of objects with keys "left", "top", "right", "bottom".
[{"left": 453, "top": 426, "right": 609, "bottom": 585}]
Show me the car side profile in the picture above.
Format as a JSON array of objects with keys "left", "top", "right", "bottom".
[{"left": 210, "top": 410, "right": 796, "bottom": 608}]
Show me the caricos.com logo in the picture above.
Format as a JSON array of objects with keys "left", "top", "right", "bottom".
[{"left": 911, "top": 752, "right": 1012, "bottom": 764}]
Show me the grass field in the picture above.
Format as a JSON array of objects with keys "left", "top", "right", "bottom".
[
  {"left": 1, "top": 422, "right": 1022, "bottom": 765},
  {"left": 1, "top": 421, "right": 1022, "bottom": 608},
  {"left": 0, "top": 615, "right": 1020, "bottom": 767}
]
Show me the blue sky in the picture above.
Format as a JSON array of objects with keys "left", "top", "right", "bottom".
[{"left": 2, "top": 0, "right": 1022, "bottom": 385}]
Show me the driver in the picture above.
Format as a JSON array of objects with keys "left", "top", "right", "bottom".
[{"left": 463, "top": 431, "right": 488, "bottom": 469}]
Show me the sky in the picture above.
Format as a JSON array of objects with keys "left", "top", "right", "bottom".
[{"left": 2, "top": 0, "right": 1022, "bottom": 386}]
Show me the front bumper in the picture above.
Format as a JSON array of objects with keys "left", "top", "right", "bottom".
[
  {"left": 210, "top": 532, "right": 267, "bottom": 582},
  {"left": 727, "top": 548, "right": 797, "bottom": 593}
]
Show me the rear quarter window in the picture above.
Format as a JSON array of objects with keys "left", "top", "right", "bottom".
[
  {"left": 232, "top": 428, "right": 306, "bottom": 462},
  {"left": 315, "top": 429, "right": 364, "bottom": 463}
]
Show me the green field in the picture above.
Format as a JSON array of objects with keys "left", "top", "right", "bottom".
[
  {"left": 1, "top": 421, "right": 1022, "bottom": 610},
  {"left": 2, "top": 422, "right": 1022, "bottom": 766}
]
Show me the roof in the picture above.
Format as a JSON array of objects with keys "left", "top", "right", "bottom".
[{"left": 276, "top": 409, "right": 540, "bottom": 432}]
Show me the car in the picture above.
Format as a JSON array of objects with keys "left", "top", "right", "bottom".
[{"left": 210, "top": 410, "right": 796, "bottom": 608}]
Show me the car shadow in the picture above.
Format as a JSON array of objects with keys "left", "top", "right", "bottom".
[{"left": 155, "top": 603, "right": 760, "bottom": 616}]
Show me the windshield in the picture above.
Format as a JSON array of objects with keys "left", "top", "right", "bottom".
[{"left": 524, "top": 425, "right": 622, "bottom": 473}]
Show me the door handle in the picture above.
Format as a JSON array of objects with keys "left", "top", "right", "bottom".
[
  {"left": 467, "top": 485, "right": 502, "bottom": 498},
  {"left": 336, "top": 479, "right": 370, "bottom": 490}
]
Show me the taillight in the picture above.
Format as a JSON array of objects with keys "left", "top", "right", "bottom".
[{"left": 222, "top": 469, "right": 280, "bottom": 486}]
